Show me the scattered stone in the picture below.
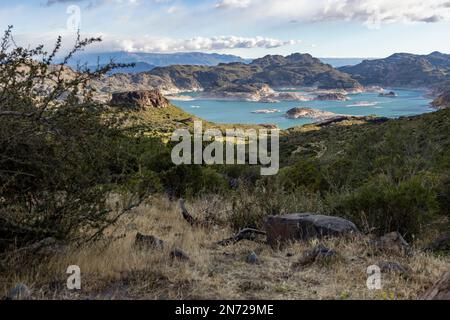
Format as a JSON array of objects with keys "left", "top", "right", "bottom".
[
  {"left": 5, "top": 283, "right": 31, "bottom": 300},
  {"left": 376, "top": 261, "right": 411, "bottom": 277},
  {"left": 372, "top": 231, "right": 410, "bottom": 255},
  {"left": 110, "top": 90, "right": 170, "bottom": 110},
  {"left": 246, "top": 251, "right": 261, "bottom": 265},
  {"left": 419, "top": 271, "right": 450, "bottom": 300},
  {"left": 424, "top": 234, "right": 450, "bottom": 254},
  {"left": 292, "top": 244, "right": 337, "bottom": 268},
  {"left": 264, "top": 213, "right": 359, "bottom": 248},
  {"left": 170, "top": 248, "right": 190, "bottom": 261},
  {"left": 134, "top": 233, "right": 164, "bottom": 250},
  {"left": 217, "top": 228, "right": 266, "bottom": 246}
]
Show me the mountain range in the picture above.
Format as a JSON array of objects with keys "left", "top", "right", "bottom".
[
  {"left": 68, "top": 51, "right": 251, "bottom": 73},
  {"left": 339, "top": 52, "right": 450, "bottom": 87},
  {"left": 92, "top": 53, "right": 362, "bottom": 95},
  {"left": 69, "top": 51, "right": 371, "bottom": 74}
]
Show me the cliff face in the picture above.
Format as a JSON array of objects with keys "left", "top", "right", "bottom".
[
  {"left": 339, "top": 52, "right": 450, "bottom": 87},
  {"left": 95, "top": 53, "right": 362, "bottom": 94},
  {"left": 432, "top": 90, "right": 450, "bottom": 109},
  {"left": 110, "top": 90, "right": 170, "bottom": 110}
]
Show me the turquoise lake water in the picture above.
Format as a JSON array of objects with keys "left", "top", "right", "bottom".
[{"left": 171, "top": 89, "right": 434, "bottom": 129}]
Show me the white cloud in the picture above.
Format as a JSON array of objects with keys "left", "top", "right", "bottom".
[
  {"left": 215, "top": 0, "right": 251, "bottom": 9},
  {"left": 12, "top": 31, "right": 298, "bottom": 53},
  {"left": 214, "top": 0, "right": 450, "bottom": 26},
  {"left": 104, "top": 35, "right": 298, "bottom": 52}
]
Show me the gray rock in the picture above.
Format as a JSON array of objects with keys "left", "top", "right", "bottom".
[
  {"left": 5, "top": 283, "right": 31, "bottom": 300},
  {"left": 134, "top": 233, "right": 164, "bottom": 250},
  {"left": 372, "top": 231, "right": 410, "bottom": 255},
  {"left": 376, "top": 261, "right": 410, "bottom": 277},
  {"left": 110, "top": 90, "right": 170, "bottom": 110},
  {"left": 246, "top": 251, "right": 261, "bottom": 265},
  {"left": 293, "top": 244, "right": 337, "bottom": 268},
  {"left": 419, "top": 271, "right": 450, "bottom": 300},
  {"left": 264, "top": 213, "right": 359, "bottom": 247},
  {"left": 170, "top": 248, "right": 189, "bottom": 261}
]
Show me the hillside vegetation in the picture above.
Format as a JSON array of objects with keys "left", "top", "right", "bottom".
[{"left": 1, "top": 29, "right": 448, "bottom": 300}]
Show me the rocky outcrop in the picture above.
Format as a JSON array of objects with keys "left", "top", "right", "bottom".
[
  {"left": 285, "top": 107, "right": 337, "bottom": 120},
  {"left": 420, "top": 271, "right": 450, "bottom": 300},
  {"left": 201, "top": 84, "right": 309, "bottom": 103},
  {"left": 379, "top": 91, "right": 397, "bottom": 98},
  {"left": 315, "top": 93, "right": 348, "bottom": 101},
  {"left": 431, "top": 89, "right": 450, "bottom": 109},
  {"left": 264, "top": 213, "right": 359, "bottom": 247},
  {"left": 110, "top": 90, "right": 170, "bottom": 110}
]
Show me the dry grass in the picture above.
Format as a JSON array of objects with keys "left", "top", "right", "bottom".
[{"left": 1, "top": 196, "right": 448, "bottom": 300}]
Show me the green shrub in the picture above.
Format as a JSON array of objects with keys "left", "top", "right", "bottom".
[
  {"left": 277, "top": 159, "right": 325, "bottom": 192},
  {"left": 327, "top": 175, "right": 439, "bottom": 239}
]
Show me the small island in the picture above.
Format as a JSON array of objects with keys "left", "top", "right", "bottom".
[
  {"left": 379, "top": 91, "right": 397, "bottom": 98},
  {"left": 285, "top": 107, "right": 338, "bottom": 120},
  {"left": 315, "top": 92, "right": 348, "bottom": 101}
]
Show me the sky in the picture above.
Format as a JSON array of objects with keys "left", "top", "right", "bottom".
[{"left": 1, "top": 0, "right": 450, "bottom": 59}]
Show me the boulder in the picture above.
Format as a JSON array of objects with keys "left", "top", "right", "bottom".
[
  {"left": 170, "top": 248, "right": 190, "bottom": 261},
  {"left": 264, "top": 213, "right": 359, "bottom": 247},
  {"left": 292, "top": 244, "right": 337, "bottom": 268},
  {"left": 372, "top": 231, "right": 410, "bottom": 255},
  {"left": 376, "top": 261, "right": 411, "bottom": 277},
  {"left": 110, "top": 90, "right": 170, "bottom": 110},
  {"left": 379, "top": 91, "right": 397, "bottom": 98},
  {"left": 134, "top": 233, "right": 164, "bottom": 250},
  {"left": 4, "top": 283, "right": 31, "bottom": 300},
  {"left": 246, "top": 251, "right": 261, "bottom": 265},
  {"left": 420, "top": 271, "right": 450, "bottom": 300}
]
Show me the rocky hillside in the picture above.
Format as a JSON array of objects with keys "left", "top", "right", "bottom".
[
  {"left": 432, "top": 89, "right": 450, "bottom": 109},
  {"left": 339, "top": 52, "right": 450, "bottom": 87},
  {"left": 93, "top": 53, "right": 362, "bottom": 95}
]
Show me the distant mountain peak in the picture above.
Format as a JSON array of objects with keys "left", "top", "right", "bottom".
[{"left": 67, "top": 51, "right": 251, "bottom": 73}]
